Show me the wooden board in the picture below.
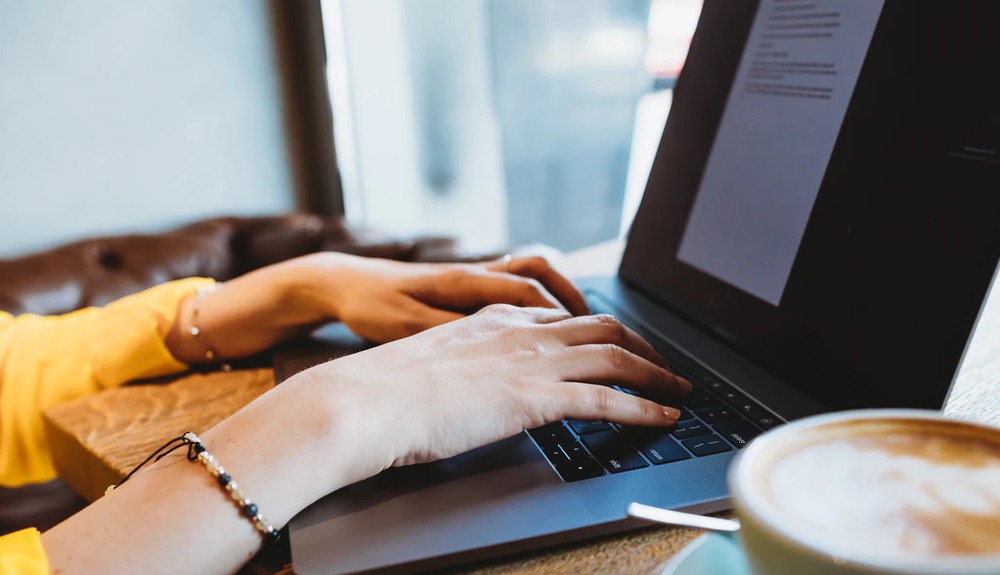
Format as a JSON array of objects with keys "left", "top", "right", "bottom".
[{"left": 43, "top": 368, "right": 274, "bottom": 502}]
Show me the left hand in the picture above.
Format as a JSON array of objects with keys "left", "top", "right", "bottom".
[{"left": 284, "top": 252, "right": 590, "bottom": 343}]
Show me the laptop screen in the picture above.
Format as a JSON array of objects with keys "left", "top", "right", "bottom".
[{"left": 621, "top": 0, "right": 1000, "bottom": 410}]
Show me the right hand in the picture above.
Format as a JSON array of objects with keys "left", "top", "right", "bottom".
[
  {"left": 38, "top": 305, "right": 691, "bottom": 575},
  {"left": 300, "top": 304, "right": 693, "bottom": 488}
]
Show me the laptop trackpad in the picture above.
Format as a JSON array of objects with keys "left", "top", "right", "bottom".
[{"left": 289, "top": 433, "right": 595, "bottom": 575}]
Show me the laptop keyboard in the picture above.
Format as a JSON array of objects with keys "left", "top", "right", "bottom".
[{"left": 526, "top": 293, "right": 784, "bottom": 482}]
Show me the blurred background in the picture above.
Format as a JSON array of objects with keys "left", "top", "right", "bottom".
[{"left": 0, "top": 0, "right": 702, "bottom": 258}]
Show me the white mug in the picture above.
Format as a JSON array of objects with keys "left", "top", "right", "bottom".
[{"left": 728, "top": 409, "right": 1000, "bottom": 575}]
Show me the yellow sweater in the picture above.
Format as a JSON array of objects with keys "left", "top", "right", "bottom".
[{"left": 0, "top": 278, "right": 213, "bottom": 573}]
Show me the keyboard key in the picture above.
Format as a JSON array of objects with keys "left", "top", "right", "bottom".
[
  {"left": 581, "top": 430, "right": 649, "bottom": 473},
  {"left": 568, "top": 420, "right": 613, "bottom": 435},
  {"left": 618, "top": 423, "right": 672, "bottom": 444},
  {"left": 682, "top": 434, "right": 733, "bottom": 457},
  {"left": 670, "top": 419, "right": 712, "bottom": 439},
  {"left": 693, "top": 406, "right": 741, "bottom": 424},
  {"left": 684, "top": 390, "right": 721, "bottom": 409},
  {"left": 555, "top": 457, "right": 606, "bottom": 481},
  {"left": 677, "top": 408, "right": 695, "bottom": 421},
  {"left": 554, "top": 440, "right": 605, "bottom": 481},
  {"left": 528, "top": 424, "right": 575, "bottom": 448},
  {"left": 717, "top": 388, "right": 750, "bottom": 409},
  {"left": 721, "top": 389, "right": 747, "bottom": 403},
  {"left": 702, "top": 377, "right": 727, "bottom": 393},
  {"left": 733, "top": 401, "right": 758, "bottom": 417},
  {"left": 699, "top": 376, "right": 781, "bottom": 429},
  {"left": 756, "top": 415, "right": 780, "bottom": 429},
  {"left": 563, "top": 441, "right": 592, "bottom": 461},
  {"left": 713, "top": 420, "right": 762, "bottom": 448},
  {"left": 742, "top": 405, "right": 782, "bottom": 430},
  {"left": 542, "top": 444, "right": 570, "bottom": 465},
  {"left": 633, "top": 435, "right": 691, "bottom": 465}
]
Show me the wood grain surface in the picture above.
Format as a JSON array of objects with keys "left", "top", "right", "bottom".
[
  {"left": 41, "top": 241, "right": 1000, "bottom": 574},
  {"left": 44, "top": 369, "right": 274, "bottom": 502}
]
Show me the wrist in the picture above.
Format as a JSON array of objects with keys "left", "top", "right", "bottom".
[
  {"left": 165, "top": 293, "right": 204, "bottom": 364},
  {"left": 278, "top": 252, "right": 354, "bottom": 325},
  {"left": 201, "top": 369, "right": 364, "bottom": 524},
  {"left": 295, "top": 359, "right": 398, "bottom": 488}
]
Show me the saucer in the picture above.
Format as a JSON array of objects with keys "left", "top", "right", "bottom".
[{"left": 658, "top": 533, "right": 752, "bottom": 575}]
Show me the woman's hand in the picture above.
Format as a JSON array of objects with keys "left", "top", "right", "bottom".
[
  {"left": 282, "top": 252, "right": 590, "bottom": 343},
  {"left": 299, "top": 304, "right": 692, "bottom": 487},
  {"left": 166, "top": 252, "right": 588, "bottom": 363},
  {"left": 43, "top": 306, "right": 689, "bottom": 575}
]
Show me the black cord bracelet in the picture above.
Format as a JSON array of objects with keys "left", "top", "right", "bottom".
[{"left": 106, "top": 432, "right": 280, "bottom": 542}]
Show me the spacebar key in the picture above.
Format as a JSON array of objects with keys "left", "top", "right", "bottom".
[{"left": 581, "top": 431, "right": 648, "bottom": 473}]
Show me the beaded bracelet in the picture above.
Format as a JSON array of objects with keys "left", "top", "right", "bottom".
[{"left": 107, "top": 432, "right": 280, "bottom": 542}]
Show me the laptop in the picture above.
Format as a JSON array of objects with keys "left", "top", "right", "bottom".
[{"left": 286, "top": 0, "right": 1000, "bottom": 573}]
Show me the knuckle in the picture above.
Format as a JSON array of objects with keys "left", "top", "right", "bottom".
[
  {"left": 526, "top": 255, "right": 549, "bottom": 270},
  {"left": 546, "top": 308, "right": 573, "bottom": 322},
  {"left": 593, "top": 314, "right": 625, "bottom": 342},
  {"left": 517, "top": 340, "right": 548, "bottom": 361},
  {"left": 592, "top": 385, "right": 617, "bottom": 414},
  {"left": 479, "top": 303, "right": 517, "bottom": 317},
  {"left": 472, "top": 304, "right": 521, "bottom": 333},
  {"left": 603, "top": 343, "right": 631, "bottom": 370}
]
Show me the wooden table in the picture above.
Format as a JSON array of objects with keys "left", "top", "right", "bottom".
[{"left": 41, "top": 241, "right": 1000, "bottom": 575}]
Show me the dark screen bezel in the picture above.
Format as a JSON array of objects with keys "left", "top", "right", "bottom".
[{"left": 619, "top": 0, "right": 1000, "bottom": 411}]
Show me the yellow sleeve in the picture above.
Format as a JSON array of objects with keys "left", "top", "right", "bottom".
[
  {"left": 0, "top": 278, "right": 215, "bottom": 487},
  {"left": 0, "top": 529, "right": 47, "bottom": 575}
]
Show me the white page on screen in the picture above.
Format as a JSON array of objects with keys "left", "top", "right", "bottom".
[{"left": 677, "top": 0, "right": 886, "bottom": 305}]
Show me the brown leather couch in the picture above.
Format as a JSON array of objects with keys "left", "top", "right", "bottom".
[
  {"left": 0, "top": 213, "right": 479, "bottom": 534},
  {"left": 0, "top": 212, "right": 475, "bottom": 316}
]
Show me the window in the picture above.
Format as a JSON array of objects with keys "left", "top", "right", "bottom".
[{"left": 322, "top": 0, "right": 702, "bottom": 252}]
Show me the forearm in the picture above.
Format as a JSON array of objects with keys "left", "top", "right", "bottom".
[{"left": 41, "top": 372, "right": 360, "bottom": 575}]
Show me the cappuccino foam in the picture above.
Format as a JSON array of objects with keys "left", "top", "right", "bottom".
[{"left": 761, "top": 419, "right": 1000, "bottom": 556}]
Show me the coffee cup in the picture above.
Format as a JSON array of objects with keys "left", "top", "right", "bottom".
[{"left": 728, "top": 409, "right": 1000, "bottom": 575}]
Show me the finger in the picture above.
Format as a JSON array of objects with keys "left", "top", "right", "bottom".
[
  {"left": 543, "top": 314, "right": 667, "bottom": 370},
  {"left": 557, "top": 344, "right": 692, "bottom": 399},
  {"left": 542, "top": 382, "right": 680, "bottom": 427},
  {"left": 412, "top": 271, "right": 566, "bottom": 312},
  {"left": 488, "top": 256, "right": 589, "bottom": 316}
]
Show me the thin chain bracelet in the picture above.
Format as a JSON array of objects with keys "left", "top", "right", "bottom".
[
  {"left": 106, "top": 432, "right": 281, "bottom": 542},
  {"left": 190, "top": 284, "right": 232, "bottom": 370},
  {"left": 190, "top": 285, "right": 219, "bottom": 360}
]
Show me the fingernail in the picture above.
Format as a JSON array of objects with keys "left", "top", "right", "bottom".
[{"left": 663, "top": 407, "right": 681, "bottom": 420}]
